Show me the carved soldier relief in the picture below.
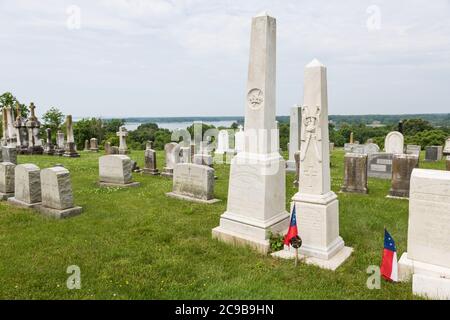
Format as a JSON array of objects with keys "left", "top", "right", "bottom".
[
  {"left": 247, "top": 88, "right": 264, "bottom": 110},
  {"left": 300, "top": 105, "right": 322, "bottom": 163}
]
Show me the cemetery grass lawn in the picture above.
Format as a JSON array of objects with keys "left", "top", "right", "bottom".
[{"left": 0, "top": 150, "right": 446, "bottom": 300}]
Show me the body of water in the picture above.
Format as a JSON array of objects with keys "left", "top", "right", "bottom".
[{"left": 124, "top": 120, "right": 239, "bottom": 131}]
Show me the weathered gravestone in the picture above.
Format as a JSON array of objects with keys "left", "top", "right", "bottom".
[
  {"left": 425, "top": 146, "right": 443, "bottom": 162},
  {"left": 2, "top": 146, "right": 17, "bottom": 164},
  {"left": 54, "top": 130, "right": 65, "bottom": 156},
  {"left": 63, "top": 115, "right": 80, "bottom": 158},
  {"left": 287, "top": 105, "right": 301, "bottom": 172},
  {"left": 166, "top": 163, "right": 219, "bottom": 204},
  {"left": 90, "top": 138, "right": 99, "bottom": 152},
  {"left": 388, "top": 154, "right": 419, "bottom": 199},
  {"left": 398, "top": 169, "right": 450, "bottom": 299},
  {"left": 43, "top": 128, "right": 54, "bottom": 155},
  {"left": 406, "top": 145, "right": 421, "bottom": 157},
  {"left": 162, "top": 143, "right": 180, "bottom": 178},
  {"left": 99, "top": 155, "right": 140, "bottom": 187},
  {"left": 367, "top": 152, "right": 393, "bottom": 179},
  {"left": 212, "top": 13, "right": 289, "bottom": 254},
  {"left": 35, "top": 167, "right": 82, "bottom": 218},
  {"left": 8, "top": 164, "right": 41, "bottom": 208},
  {"left": 293, "top": 151, "right": 300, "bottom": 188},
  {"left": 116, "top": 126, "right": 129, "bottom": 155},
  {"left": 0, "top": 162, "right": 15, "bottom": 200},
  {"left": 143, "top": 142, "right": 159, "bottom": 175},
  {"left": 341, "top": 153, "right": 368, "bottom": 194}
]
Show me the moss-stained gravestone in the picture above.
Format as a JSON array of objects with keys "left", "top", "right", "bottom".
[{"left": 166, "top": 163, "right": 219, "bottom": 204}]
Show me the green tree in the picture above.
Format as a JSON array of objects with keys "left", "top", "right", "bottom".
[
  {"left": 72, "top": 118, "right": 104, "bottom": 149},
  {"left": 402, "top": 119, "right": 433, "bottom": 136},
  {"left": 42, "top": 107, "right": 65, "bottom": 136}
]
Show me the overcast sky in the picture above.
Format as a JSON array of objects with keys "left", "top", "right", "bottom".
[{"left": 1, "top": 0, "right": 449, "bottom": 118}]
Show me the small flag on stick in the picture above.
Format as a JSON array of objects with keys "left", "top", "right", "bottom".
[{"left": 380, "top": 229, "right": 398, "bottom": 282}]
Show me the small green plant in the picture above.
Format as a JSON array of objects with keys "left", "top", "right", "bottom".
[{"left": 268, "top": 231, "right": 285, "bottom": 253}]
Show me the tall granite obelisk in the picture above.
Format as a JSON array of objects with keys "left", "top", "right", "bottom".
[
  {"left": 277, "top": 59, "right": 352, "bottom": 270},
  {"left": 212, "top": 13, "right": 289, "bottom": 254}
]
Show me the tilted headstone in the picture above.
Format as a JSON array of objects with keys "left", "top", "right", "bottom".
[
  {"left": 162, "top": 143, "right": 180, "bottom": 178},
  {"left": 406, "top": 145, "right": 421, "bottom": 157},
  {"left": 385, "top": 131, "right": 404, "bottom": 154},
  {"left": 287, "top": 105, "right": 301, "bottom": 172},
  {"left": 444, "top": 138, "right": 450, "bottom": 155},
  {"left": 273, "top": 58, "right": 352, "bottom": 269},
  {"left": 398, "top": 169, "right": 450, "bottom": 299},
  {"left": 8, "top": 164, "right": 41, "bottom": 208},
  {"left": 0, "top": 162, "right": 15, "bottom": 200},
  {"left": 425, "top": 146, "right": 443, "bottom": 162},
  {"left": 213, "top": 13, "right": 289, "bottom": 254},
  {"left": 36, "top": 167, "right": 82, "bottom": 218},
  {"left": 2, "top": 146, "right": 17, "bottom": 164},
  {"left": 341, "top": 153, "right": 368, "bottom": 194},
  {"left": 143, "top": 142, "right": 159, "bottom": 175},
  {"left": 90, "top": 138, "right": 99, "bottom": 152},
  {"left": 388, "top": 154, "right": 419, "bottom": 198},
  {"left": 166, "top": 163, "right": 219, "bottom": 204},
  {"left": 98, "top": 155, "right": 140, "bottom": 187},
  {"left": 367, "top": 152, "right": 393, "bottom": 179}
]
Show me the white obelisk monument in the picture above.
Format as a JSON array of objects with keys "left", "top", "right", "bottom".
[
  {"left": 212, "top": 13, "right": 289, "bottom": 254},
  {"left": 273, "top": 59, "right": 352, "bottom": 270}
]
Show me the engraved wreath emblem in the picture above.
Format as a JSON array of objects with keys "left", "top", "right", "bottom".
[{"left": 247, "top": 88, "right": 264, "bottom": 110}]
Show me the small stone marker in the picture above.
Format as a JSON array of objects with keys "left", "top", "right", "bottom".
[
  {"left": 398, "top": 169, "right": 450, "bottom": 299},
  {"left": 8, "top": 164, "right": 42, "bottom": 208},
  {"left": 2, "top": 146, "right": 17, "bottom": 164},
  {"left": 425, "top": 146, "right": 443, "bottom": 162},
  {"left": 385, "top": 131, "right": 404, "bottom": 154},
  {"left": 99, "top": 155, "right": 140, "bottom": 187},
  {"left": 341, "top": 153, "right": 368, "bottom": 194},
  {"left": 35, "top": 167, "right": 82, "bottom": 218},
  {"left": 143, "top": 142, "right": 159, "bottom": 175},
  {"left": 406, "top": 145, "right": 421, "bottom": 157},
  {"left": 166, "top": 163, "right": 219, "bottom": 204},
  {"left": 90, "top": 138, "right": 99, "bottom": 152},
  {"left": 388, "top": 154, "right": 419, "bottom": 199},
  {"left": 162, "top": 143, "right": 180, "bottom": 178},
  {"left": 0, "top": 162, "right": 15, "bottom": 200},
  {"left": 367, "top": 152, "right": 393, "bottom": 179}
]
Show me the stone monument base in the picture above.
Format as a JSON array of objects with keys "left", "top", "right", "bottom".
[
  {"left": 98, "top": 181, "right": 140, "bottom": 188},
  {"left": 285, "top": 160, "right": 296, "bottom": 172},
  {"left": 340, "top": 186, "right": 368, "bottom": 194},
  {"left": 398, "top": 252, "right": 450, "bottom": 300},
  {"left": 34, "top": 205, "right": 83, "bottom": 219},
  {"left": 166, "top": 192, "right": 220, "bottom": 204},
  {"left": 288, "top": 191, "right": 352, "bottom": 269},
  {"left": 272, "top": 245, "right": 353, "bottom": 271},
  {"left": 7, "top": 197, "right": 41, "bottom": 209},
  {"left": 90, "top": 148, "right": 99, "bottom": 153},
  {"left": 0, "top": 192, "right": 14, "bottom": 201},
  {"left": 63, "top": 152, "right": 80, "bottom": 158},
  {"left": 143, "top": 168, "right": 160, "bottom": 176}
]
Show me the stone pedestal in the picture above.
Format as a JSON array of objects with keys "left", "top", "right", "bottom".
[
  {"left": 212, "top": 13, "right": 289, "bottom": 254},
  {"left": 63, "top": 142, "right": 80, "bottom": 158},
  {"left": 398, "top": 169, "right": 450, "bottom": 299},
  {"left": 341, "top": 153, "right": 368, "bottom": 194},
  {"left": 388, "top": 154, "right": 419, "bottom": 199}
]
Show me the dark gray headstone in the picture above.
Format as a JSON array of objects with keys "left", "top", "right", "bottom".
[{"left": 367, "top": 152, "right": 393, "bottom": 179}]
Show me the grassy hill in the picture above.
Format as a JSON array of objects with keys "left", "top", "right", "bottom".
[{"left": 0, "top": 149, "right": 446, "bottom": 299}]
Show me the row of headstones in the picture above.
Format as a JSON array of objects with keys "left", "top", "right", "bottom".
[
  {"left": 98, "top": 141, "right": 219, "bottom": 204},
  {"left": 0, "top": 162, "right": 82, "bottom": 218}
]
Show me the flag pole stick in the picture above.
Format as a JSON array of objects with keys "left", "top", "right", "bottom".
[{"left": 295, "top": 248, "right": 299, "bottom": 267}]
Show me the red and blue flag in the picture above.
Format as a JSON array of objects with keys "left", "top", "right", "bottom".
[
  {"left": 380, "top": 229, "right": 398, "bottom": 282},
  {"left": 284, "top": 205, "right": 298, "bottom": 246}
]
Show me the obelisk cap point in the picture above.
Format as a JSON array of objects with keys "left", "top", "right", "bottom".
[
  {"left": 255, "top": 11, "right": 270, "bottom": 18},
  {"left": 306, "top": 58, "right": 325, "bottom": 68}
]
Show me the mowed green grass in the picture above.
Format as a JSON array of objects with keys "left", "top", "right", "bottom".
[{"left": 0, "top": 149, "right": 446, "bottom": 300}]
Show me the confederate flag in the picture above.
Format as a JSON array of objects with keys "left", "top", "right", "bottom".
[
  {"left": 380, "top": 229, "right": 398, "bottom": 282},
  {"left": 284, "top": 204, "right": 298, "bottom": 246}
]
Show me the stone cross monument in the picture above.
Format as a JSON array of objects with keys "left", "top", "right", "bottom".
[
  {"left": 116, "top": 126, "right": 129, "bottom": 155},
  {"left": 212, "top": 13, "right": 289, "bottom": 254}
]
